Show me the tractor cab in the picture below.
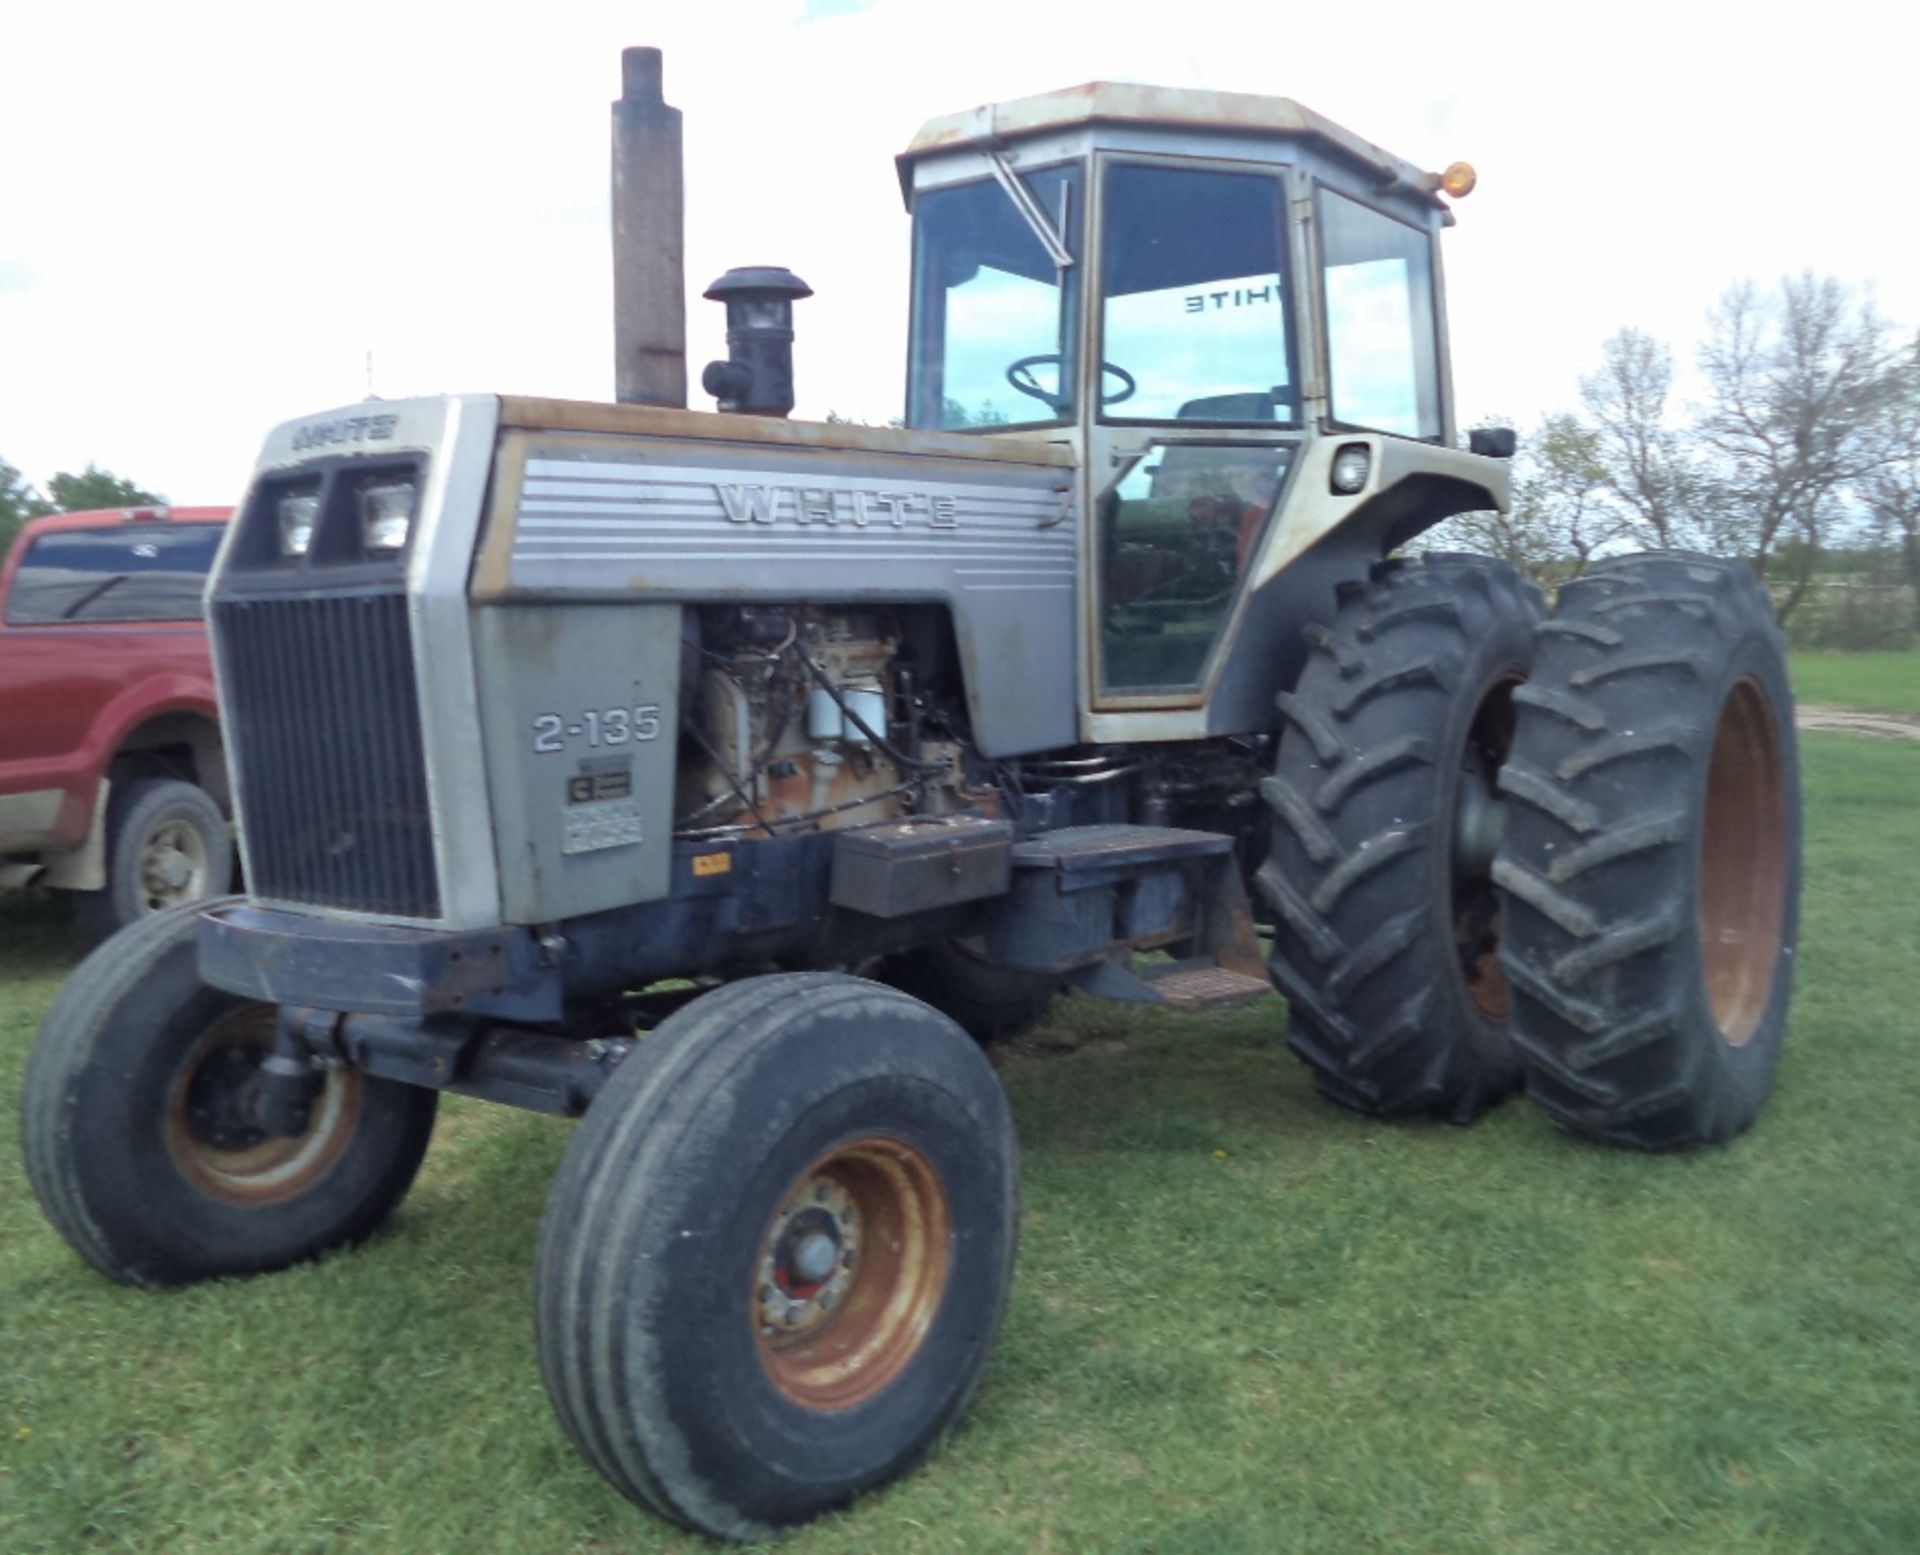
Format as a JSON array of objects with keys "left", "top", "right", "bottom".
[{"left": 897, "top": 84, "right": 1477, "bottom": 720}]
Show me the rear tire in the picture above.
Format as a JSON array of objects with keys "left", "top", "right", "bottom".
[
  {"left": 21, "top": 899, "right": 437, "bottom": 1287},
  {"left": 1260, "top": 554, "right": 1543, "bottom": 1122},
  {"left": 76, "top": 777, "right": 232, "bottom": 940},
  {"left": 873, "top": 939, "right": 1061, "bottom": 1043},
  {"left": 1495, "top": 552, "right": 1800, "bottom": 1148},
  {"left": 535, "top": 973, "right": 1018, "bottom": 1541}
]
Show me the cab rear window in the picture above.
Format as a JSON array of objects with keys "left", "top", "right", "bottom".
[{"left": 4, "top": 525, "right": 226, "bottom": 625}]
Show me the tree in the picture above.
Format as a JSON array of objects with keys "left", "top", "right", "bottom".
[
  {"left": 1580, "top": 327, "right": 1719, "bottom": 553},
  {"left": 1696, "top": 272, "right": 1909, "bottom": 621},
  {"left": 0, "top": 458, "right": 53, "bottom": 557},
  {"left": 46, "top": 463, "right": 163, "bottom": 514},
  {"left": 1861, "top": 339, "right": 1920, "bottom": 633},
  {"left": 1436, "top": 414, "right": 1628, "bottom": 589}
]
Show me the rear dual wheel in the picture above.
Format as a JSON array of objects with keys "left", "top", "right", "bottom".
[
  {"left": 1261, "top": 555, "right": 1543, "bottom": 1121},
  {"left": 1497, "top": 552, "right": 1800, "bottom": 1148}
]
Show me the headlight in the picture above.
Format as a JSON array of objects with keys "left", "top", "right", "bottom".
[
  {"left": 277, "top": 493, "right": 319, "bottom": 556},
  {"left": 358, "top": 480, "right": 416, "bottom": 553},
  {"left": 1330, "top": 444, "right": 1371, "bottom": 495}
]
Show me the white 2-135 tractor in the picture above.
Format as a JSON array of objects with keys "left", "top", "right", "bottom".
[{"left": 24, "top": 53, "right": 1799, "bottom": 1541}]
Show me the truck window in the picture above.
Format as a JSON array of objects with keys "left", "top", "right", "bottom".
[{"left": 5, "top": 525, "right": 226, "bottom": 625}]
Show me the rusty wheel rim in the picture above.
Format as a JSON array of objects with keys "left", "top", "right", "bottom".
[
  {"left": 1699, "top": 676, "right": 1787, "bottom": 1047},
  {"left": 1454, "top": 673, "right": 1522, "bottom": 1021},
  {"left": 164, "top": 1007, "right": 362, "bottom": 1205},
  {"left": 140, "top": 819, "right": 210, "bottom": 913},
  {"left": 752, "top": 1135, "right": 951, "bottom": 1411}
]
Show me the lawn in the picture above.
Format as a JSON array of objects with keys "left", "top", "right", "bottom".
[
  {"left": 1789, "top": 651, "right": 1920, "bottom": 713},
  {"left": 3, "top": 732, "right": 1917, "bottom": 1554}
]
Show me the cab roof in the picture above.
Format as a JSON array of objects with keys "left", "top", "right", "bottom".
[{"left": 899, "top": 80, "right": 1442, "bottom": 208}]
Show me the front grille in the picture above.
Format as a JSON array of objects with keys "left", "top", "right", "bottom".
[{"left": 215, "top": 591, "right": 440, "bottom": 918}]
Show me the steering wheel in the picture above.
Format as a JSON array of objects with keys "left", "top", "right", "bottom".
[{"left": 1006, "top": 354, "right": 1137, "bottom": 411}]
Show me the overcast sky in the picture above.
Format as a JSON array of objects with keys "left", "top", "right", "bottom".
[{"left": 3, "top": 0, "right": 1916, "bottom": 504}]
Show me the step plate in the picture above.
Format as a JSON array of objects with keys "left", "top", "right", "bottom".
[{"left": 1146, "top": 966, "right": 1274, "bottom": 1009}]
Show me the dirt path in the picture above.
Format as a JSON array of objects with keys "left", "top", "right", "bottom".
[{"left": 1795, "top": 703, "right": 1920, "bottom": 741}]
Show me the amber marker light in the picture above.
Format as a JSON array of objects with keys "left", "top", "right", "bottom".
[{"left": 1437, "top": 161, "right": 1478, "bottom": 198}]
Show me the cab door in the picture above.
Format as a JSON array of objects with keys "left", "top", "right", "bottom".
[{"left": 1080, "top": 156, "right": 1307, "bottom": 722}]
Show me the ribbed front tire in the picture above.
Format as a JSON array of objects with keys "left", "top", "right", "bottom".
[{"left": 535, "top": 973, "right": 1018, "bottom": 1541}]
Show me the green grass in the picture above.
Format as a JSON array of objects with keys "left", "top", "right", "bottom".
[
  {"left": 1789, "top": 651, "right": 1920, "bottom": 713},
  {"left": 4, "top": 733, "right": 1918, "bottom": 1554}
]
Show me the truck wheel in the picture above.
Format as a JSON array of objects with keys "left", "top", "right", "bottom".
[
  {"left": 1495, "top": 552, "right": 1800, "bottom": 1148},
  {"left": 1260, "top": 554, "right": 1544, "bottom": 1121},
  {"left": 77, "top": 777, "right": 234, "bottom": 940},
  {"left": 535, "top": 973, "right": 1018, "bottom": 1541},
  {"left": 873, "top": 939, "right": 1061, "bottom": 1043},
  {"left": 21, "top": 899, "right": 437, "bottom": 1287}
]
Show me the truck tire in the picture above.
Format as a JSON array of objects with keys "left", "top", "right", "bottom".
[
  {"left": 21, "top": 898, "right": 437, "bottom": 1287},
  {"left": 873, "top": 939, "right": 1062, "bottom": 1043},
  {"left": 535, "top": 973, "right": 1018, "bottom": 1541},
  {"left": 77, "top": 777, "right": 234, "bottom": 940},
  {"left": 1260, "top": 554, "right": 1544, "bottom": 1122},
  {"left": 1495, "top": 552, "right": 1800, "bottom": 1149}
]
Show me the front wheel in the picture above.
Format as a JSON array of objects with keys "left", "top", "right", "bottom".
[
  {"left": 535, "top": 973, "right": 1018, "bottom": 1541},
  {"left": 1495, "top": 552, "right": 1801, "bottom": 1148},
  {"left": 21, "top": 899, "right": 438, "bottom": 1287}
]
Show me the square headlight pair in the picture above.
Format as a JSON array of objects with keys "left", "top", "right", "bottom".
[{"left": 276, "top": 478, "right": 417, "bottom": 559}]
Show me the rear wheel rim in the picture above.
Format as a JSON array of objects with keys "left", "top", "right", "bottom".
[
  {"left": 1699, "top": 676, "right": 1786, "bottom": 1046},
  {"left": 1454, "top": 673, "right": 1522, "bottom": 1021},
  {"left": 752, "top": 1135, "right": 951, "bottom": 1411},
  {"left": 164, "top": 1008, "right": 363, "bottom": 1204}
]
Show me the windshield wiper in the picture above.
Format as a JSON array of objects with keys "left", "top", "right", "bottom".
[
  {"left": 59, "top": 574, "right": 129, "bottom": 620},
  {"left": 988, "top": 151, "right": 1074, "bottom": 270}
]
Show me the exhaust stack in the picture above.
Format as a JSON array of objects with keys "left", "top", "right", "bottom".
[{"left": 611, "top": 47, "right": 686, "bottom": 408}]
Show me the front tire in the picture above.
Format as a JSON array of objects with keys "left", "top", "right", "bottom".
[
  {"left": 1260, "top": 555, "right": 1544, "bottom": 1122},
  {"left": 21, "top": 899, "right": 438, "bottom": 1287},
  {"left": 535, "top": 973, "right": 1018, "bottom": 1541},
  {"left": 1495, "top": 552, "right": 1801, "bottom": 1148}
]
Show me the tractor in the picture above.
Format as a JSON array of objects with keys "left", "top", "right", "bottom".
[{"left": 22, "top": 51, "right": 1799, "bottom": 1542}]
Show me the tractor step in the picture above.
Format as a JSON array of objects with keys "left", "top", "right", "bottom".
[
  {"left": 984, "top": 824, "right": 1269, "bottom": 993},
  {"left": 1010, "top": 824, "right": 1235, "bottom": 872},
  {"left": 1070, "top": 955, "right": 1273, "bottom": 1008},
  {"left": 1144, "top": 963, "right": 1274, "bottom": 1008}
]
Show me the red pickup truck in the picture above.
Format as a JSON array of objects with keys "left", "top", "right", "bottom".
[{"left": 0, "top": 505, "right": 235, "bottom": 935}]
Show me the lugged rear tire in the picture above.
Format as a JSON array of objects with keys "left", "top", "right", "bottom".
[
  {"left": 1260, "top": 554, "right": 1544, "bottom": 1122},
  {"left": 1495, "top": 552, "right": 1800, "bottom": 1149},
  {"left": 535, "top": 973, "right": 1018, "bottom": 1541}
]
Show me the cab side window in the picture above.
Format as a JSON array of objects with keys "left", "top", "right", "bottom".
[{"left": 1319, "top": 190, "right": 1442, "bottom": 438}]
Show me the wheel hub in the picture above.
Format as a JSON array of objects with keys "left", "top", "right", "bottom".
[
  {"left": 758, "top": 1178, "right": 859, "bottom": 1340},
  {"left": 163, "top": 1009, "right": 362, "bottom": 1206},
  {"left": 140, "top": 821, "right": 207, "bottom": 909}
]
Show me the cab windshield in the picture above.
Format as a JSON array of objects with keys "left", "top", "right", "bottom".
[{"left": 906, "top": 166, "right": 1082, "bottom": 431}]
